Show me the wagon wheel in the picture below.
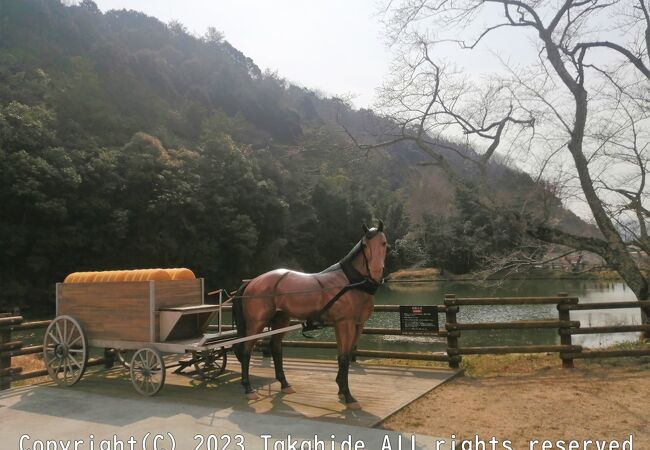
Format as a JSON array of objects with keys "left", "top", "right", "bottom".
[
  {"left": 116, "top": 349, "right": 135, "bottom": 369},
  {"left": 43, "top": 315, "right": 88, "bottom": 387},
  {"left": 130, "top": 348, "right": 165, "bottom": 396},
  {"left": 192, "top": 349, "right": 227, "bottom": 380}
]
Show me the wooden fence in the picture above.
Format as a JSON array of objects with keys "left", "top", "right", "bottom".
[
  {"left": 443, "top": 293, "right": 650, "bottom": 368},
  {"left": 213, "top": 304, "right": 454, "bottom": 363},
  {"left": 2, "top": 294, "right": 650, "bottom": 390}
]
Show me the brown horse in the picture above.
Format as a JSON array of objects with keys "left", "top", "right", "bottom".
[{"left": 232, "top": 221, "right": 387, "bottom": 409}]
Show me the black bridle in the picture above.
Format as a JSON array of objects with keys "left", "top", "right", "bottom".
[
  {"left": 333, "top": 239, "right": 383, "bottom": 292},
  {"left": 360, "top": 242, "right": 382, "bottom": 286}
]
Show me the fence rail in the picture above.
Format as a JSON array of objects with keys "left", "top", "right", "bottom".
[
  {"left": 446, "top": 320, "right": 580, "bottom": 330},
  {"left": 564, "top": 301, "right": 650, "bottom": 311},
  {"left": 443, "top": 296, "right": 579, "bottom": 305},
  {"left": 447, "top": 344, "right": 583, "bottom": 355},
  {"left": 443, "top": 293, "right": 650, "bottom": 368},
  {"left": 2, "top": 294, "right": 649, "bottom": 391}
]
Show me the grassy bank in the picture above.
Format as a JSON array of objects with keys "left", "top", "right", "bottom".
[{"left": 362, "top": 341, "right": 650, "bottom": 376}]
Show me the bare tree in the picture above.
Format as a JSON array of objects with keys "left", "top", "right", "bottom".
[{"left": 354, "top": 1, "right": 650, "bottom": 308}]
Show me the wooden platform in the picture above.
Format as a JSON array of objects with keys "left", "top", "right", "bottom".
[{"left": 72, "top": 357, "right": 459, "bottom": 428}]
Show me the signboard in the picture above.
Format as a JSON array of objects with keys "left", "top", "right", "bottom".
[{"left": 399, "top": 305, "right": 439, "bottom": 335}]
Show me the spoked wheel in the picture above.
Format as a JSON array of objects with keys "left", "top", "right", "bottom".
[
  {"left": 192, "top": 349, "right": 227, "bottom": 380},
  {"left": 43, "top": 315, "right": 88, "bottom": 386},
  {"left": 130, "top": 348, "right": 165, "bottom": 396}
]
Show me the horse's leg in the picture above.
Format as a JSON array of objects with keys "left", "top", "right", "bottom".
[
  {"left": 352, "top": 323, "right": 364, "bottom": 362},
  {"left": 334, "top": 319, "right": 360, "bottom": 409},
  {"left": 240, "top": 319, "right": 266, "bottom": 400},
  {"left": 269, "top": 311, "right": 294, "bottom": 394}
]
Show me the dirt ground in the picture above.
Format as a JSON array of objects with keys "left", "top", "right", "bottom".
[{"left": 382, "top": 356, "right": 650, "bottom": 450}]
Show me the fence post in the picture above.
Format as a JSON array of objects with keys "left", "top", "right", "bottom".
[
  {"left": 444, "top": 294, "right": 461, "bottom": 369},
  {"left": 557, "top": 292, "right": 574, "bottom": 369},
  {"left": 0, "top": 320, "right": 11, "bottom": 390}
]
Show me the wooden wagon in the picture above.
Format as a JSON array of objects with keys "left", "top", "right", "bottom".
[{"left": 44, "top": 269, "right": 301, "bottom": 396}]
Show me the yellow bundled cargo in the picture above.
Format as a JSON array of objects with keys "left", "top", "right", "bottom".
[
  {"left": 63, "top": 268, "right": 196, "bottom": 283},
  {"left": 165, "top": 268, "right": 196, "bottom": 280}
]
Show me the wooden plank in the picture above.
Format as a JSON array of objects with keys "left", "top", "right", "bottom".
[
  {"left": 160, "top": 311, "right": 215, "bottom": 342},
  {"left": 0, "top": 325, "right": 9, "bottom": 390},
  {"left": 10, "top": 357, "right": 107, "bottom": 382},
  {"left": 218, "top": 304, "right": 447, "bottom": 313},
  {"left": 564, "top": 301, "right": 650, "bottom": 311},
  {"left": 450, "top": 344, "right": 582, "bottom": 355},
  {"left": 280, "top": 340, "right": 338, "bottom": 349},
  {"left": 359, "top": 327, "right": 406, "bottom": 335},
  {"left": 353, "top": 349, "right": 449, "bottom": 361},
  {"left": 0, "top": 341, "right": 22, "bottom": 352},
  {"left": 10, "top": 368, "right": 48, "bottom": 381},
  {"left": 0, "top": 345, "right": 42, "bottom": 358},
  {"left": 159, "top": 304, "right": 220, "bottom": 312},
  {"left": 4, "top": 320, "right": 51, "bottom": 332},
  {"left": 564, "top": 349, "right": 650, "bottom": 359},
  {"left": 0, "top": 316, "right": 23, "bottom": 326},
  {"left": 569, "top": 324, "right": 650, "bottom": 334},
  {"left": 150, "top": 281, "right": 155, "bottom": 342},
  {"left": 154, "top": 279, "right": 202, "bottom": 309},
  {"left": 276, "top": 341, "right": 451, "bottom": 362},
  {"left": 58, "top": 282, "right": 152, "bottom": 342},
  {"left": 0, "top": 367, "right": 22, "bottom": 377},
  {"left": 445, "top": 296, "right": 579, "bottom": 306},
  {"left": 449, "top": 320, "right": 579, "bottom": 330}
]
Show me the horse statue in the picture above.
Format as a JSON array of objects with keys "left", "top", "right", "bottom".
[{"left": 232, "top": 220, "right": 387, "bottom": 409}]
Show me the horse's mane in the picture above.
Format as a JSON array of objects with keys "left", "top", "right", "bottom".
[
  {"left": 319, "top": 241, "right": 361, "bottom": 275},
  {"left": 319, "top": 227, "right": 381, "bottom": 278}
]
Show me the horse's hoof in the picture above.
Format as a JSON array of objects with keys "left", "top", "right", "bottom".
[
  {"left": 246, "top": 392, "right": 259, "bottom": 401},
  {"left": 346, "top": 401, "right": 361, "bottom": 410},
  {"left": 281, "top": 386, "right": 296, "bottom": 394}
]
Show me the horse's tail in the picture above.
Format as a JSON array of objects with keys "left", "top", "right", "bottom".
[{"left": 232, "top": 281, "right": 249, "bottom": 363}]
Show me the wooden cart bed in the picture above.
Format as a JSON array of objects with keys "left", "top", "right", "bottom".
[{"left": 55, "top": 278, "right": 208, "bottom": 344}]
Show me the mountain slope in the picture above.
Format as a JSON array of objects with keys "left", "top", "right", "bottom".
[{"left": 0, "top": 0, "right": 593, "bottom": 312}]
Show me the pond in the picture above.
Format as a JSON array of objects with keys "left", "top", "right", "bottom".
[
  {"left": 284, "top": 278, "right": 643, "bottom": 359},
  {"left": 15, "top": 279, "right": 642, "bottom": 360}
]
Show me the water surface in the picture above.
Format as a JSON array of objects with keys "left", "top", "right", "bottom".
[{"left": 285, "top": 279, "right": 642, "bottom": 358}]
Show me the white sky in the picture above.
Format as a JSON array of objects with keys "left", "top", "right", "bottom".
[{"left": 94, "top": 0, "right": 391, "bottom": 108}]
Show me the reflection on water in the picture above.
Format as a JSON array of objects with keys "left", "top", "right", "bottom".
[{"left": 285, "top": 279, "right": 642, "bottom": 358}]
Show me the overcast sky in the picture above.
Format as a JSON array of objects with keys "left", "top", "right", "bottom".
[
  {"left": 90, "top": 1, "right": 642, "bottom": 221},
  {"left": 94, "top": 0, "right": 390, "bottom": 108},
  {"left": 91, "top": 0, "right": 549, "bottom": 110}
]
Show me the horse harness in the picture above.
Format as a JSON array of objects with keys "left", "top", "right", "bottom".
[{"left": 301, "top": 237, "right": 382, "bottom": 334}]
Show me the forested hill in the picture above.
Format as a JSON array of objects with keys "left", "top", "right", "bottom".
[{"left": 0, "top": 0, "right": 588, "bottom": 313}]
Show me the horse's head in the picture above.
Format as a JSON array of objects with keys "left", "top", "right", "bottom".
[{"left": 361, "top": 220, "right": 387, "bottom": 284}]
